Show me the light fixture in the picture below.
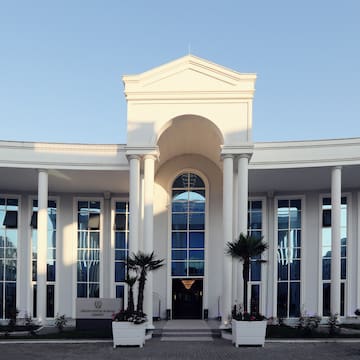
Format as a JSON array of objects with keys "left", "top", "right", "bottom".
[{"left": 181, "top": 279, "right": 195, "bottom": 290}]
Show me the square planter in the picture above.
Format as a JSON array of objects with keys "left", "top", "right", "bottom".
[
  {"left": 232, "top": 320, "right": 267, "bottom": 347},
  {"left": 112, "top": 321, "right": 146, "bottom": 348}
]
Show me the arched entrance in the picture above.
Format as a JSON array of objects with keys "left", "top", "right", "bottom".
[{"left": 170, "top": 172, "right": 206, "bottom": 319}]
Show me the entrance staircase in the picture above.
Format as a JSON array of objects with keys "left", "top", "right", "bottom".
[{"left": 159, "top": 320, "right": 220, "bottom": 342}]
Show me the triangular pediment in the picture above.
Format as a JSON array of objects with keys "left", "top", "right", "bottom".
[{"left": 123, "top": 55, "right": 256, "bottom": 96}]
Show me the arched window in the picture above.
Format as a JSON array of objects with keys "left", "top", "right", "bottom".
[{"left": 171, "top": 172, "right": 205, "bottom": 277}]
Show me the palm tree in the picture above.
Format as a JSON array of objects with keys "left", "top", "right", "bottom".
[
  {"left": 124, "top": 275, "right": 137, "bottom": 314},
  {"left": 128, "top": 251, "right": 164, "bottom": 315},
  {"left": 226, "top": 233, "right": 268, "bottom": 313}
]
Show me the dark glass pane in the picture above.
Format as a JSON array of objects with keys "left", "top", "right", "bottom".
[
  {"left": 189, "top": 232, "right": 204, "bottom": 248},
  {"left": 116, "top": 202, "right": 127, "bottom": 212},
  {"left": 46, "top": 284, "right": 55, "bottom": 318},
  {"left": 341, "top": 283, "right": 345, "bottom": 316},
  {"left": 89, "top": 232, "right": 100, "bottom": 248},
  {"left": 78, "top": 232, "right": 88, "bottom": 248},
  {"left": 188, "top": 190, "right": 205, "bottom": 212},
  {"left": 5, "top": 260, "right": 16, "bottom": 281},
  {"left": 250, "top": 284, "right": 260, "bottom": 313},
  {"left": 32, "top": 260, "right": 37, "bottom": 281},
  {"left": 323, "top": 197, "right": 331, "bottom": 206},
  {"left": 0, "top": 198, "right": 4, "bottom": 206},
  {"left": 78, "top": 201, "right": 88, "bottom": 211},
  {"left": 290, "top": 199, "right": 301, "bottom": 211},
  {"left": 171, "top": 261, "right": 186, "bottom": 276},
  {"left": 172, "top": 214, "right": 187, "bottom": 230},
  {"left": 115, "top": 250, "right": 126, "bottom": 261},
  {"left": 6, "top": 248, "right": 17, "bottom": 259},
  {"left": 172, "top": 232, "right": 187, "bottom": 248},
  {"left": 249, "top": 212, "right": 262, "bottom": 230},
  {"left": 6, "top": 230, "right": 17, "bottom": 248},
  {"left": 341, "top": 245, "right": 346, "bottom": 257},
  {"left": 115, "top": 232, "right": 126, "bottom": 249},
  {"left": 30, "top": 212, "right": 38, "bottom": 229},
  {"left": 277, "top": 282, "right": 288, "bottom": 317},
  {"left": 48, "top": 231, "right": 56, "bottom": 248},
  {"left": 278, "top": 230, "right": 289, "bottom": 248},
  {"left": 7, "top": 199, "right": 18, "bottom": 207},
  {"left": 0, "top": 283, "right": 2, "bottom": 319},
  {"left": 188, "top": 261, "right": 204, "bottom": 276},
  {"left": 5, "top": 283, "right": 16, "bottom": 319},
  {"left": 173, "top": 174, "right": 188, "bottom": 188},
  {"left": 89, "top": 283, "right": 99, "bottom": 298},
  {"left": 341, "top": 197, "right": 347, "bottom": 205},
  {"left": 278, "top": 212, "right": 289, "bottom": 230},
  {"left": 322, "top": 259, "right": 331, "bottom": 280},
  {"left": 77, "top": 283, "right": 87, "bottom": 298},
  {"left": 90, "top": 201, "right": 100, "bottom": 210},
  {"left": 289, "top": 282, "right": 300, "bottom": 317},
  {"left": 172, "top": 250, "right": 187, "bottom": 260},
  {"left": 115, "top": 262, "right": 125, "bottom": 282},
  {"left": 0, "top": 260, "right": 3, "bottom": 281},
  {"left": 251, "top": 201, "right": 262, "bottom": 210},
  {"left": 48, "top": 212, "right": 56, "bottom": 230},
  {"left": 89, "top": 261, "right": 100, "bottom": 282},
  {"left": 3, "top": 211, "right": 18, "bottom": 228},
  {"left": 48, "top": 200, "right": 56, "bottom": 209},
  {"left": 115, "top": 214, "right": 127, "bottom": 231},
  {"left": 323, "top": 209, "right": 331, "bottom": 227},
  {"left": 172, "top": 201, "right": 188, "bottom": 212},
  {"left": 323, "top": 283, "right": 331, "bottom": 316},
  {"left": 77, "top": 262, "right": 87, "bottom": 282},
  {"left": 47, "top": 260, "right": 56, "bottom": 282},
  {"left": 250, "top": 231, "right": 262, "bottom": 240},
  {"left": 33, "top": 284, "right": 37, "bottom": 318},
  {"left": 189, "top": 250, "right": 204, "bottom": 260},
  {"left": 341, "top": 259, "right": 346, "bottom": 279},
  {"left": 116, "top": 285, "right": 124, "bottom": 299},
  {"left": 78, "top": 213, "right": 88, "bottom": 230},
  {"left": 278, "top": 262, "right": 288, "bottom": 281},
  {"left": 278, "top": 200, "right": 289, "bottom": 208},
  {"left": 290, "top": 209, "right": 301, "bottom": 228},
  {"left": 189, "top": 213, "right": 205, "bottom": 230},
  {"left": 192, "top": 174, "right": 205, "bottom": 188},
  {"left": 291, "top": 230, "right": 301, "bottom": 247},
  {"left": 292, "top": 248, "right": 301, "bottom": 258},
  {"left": 290, "top": 260, "right": 300, "bottom": 280},
  {"left": 251, "top": 262, "right": 261, "bottom": 281}
]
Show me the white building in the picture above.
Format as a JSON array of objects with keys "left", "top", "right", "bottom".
[{"left": 1, "top": 55, "right": 360, "bottom": 326}]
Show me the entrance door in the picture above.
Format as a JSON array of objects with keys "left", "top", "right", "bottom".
[{"left": 172, "top": 279, "right": 203, "bottom": 319}]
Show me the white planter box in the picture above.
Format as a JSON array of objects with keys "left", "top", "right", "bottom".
[
  {"left": 232, "top": 320, "right": 267, "bottom": 347},
  {"left": 112, "top": 321, "right": 146, "bottom": 348}
]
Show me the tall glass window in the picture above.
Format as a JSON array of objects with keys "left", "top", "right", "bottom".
[
  {"left": 321, "top": 196, "right": 347, "bottom": 316},
  {"left": 0, "top": 197, "right": 18, "bottom": 319},
  {"left": 31, "top": 199, "right": 57, "bottom": 318},
  {"left": 114, "top": 201, "right": 129, "bottom": 302},
  {"left": 277, "top": 199, "right": 301, "bottom": 318},
  {"left": 77, "top": 200, "right": 101, "bottom": 298},
  {"left": 248, "top": 200, "right": 263, "bottom": 313},
  {"left": 171, "top": 173, "right": 205, "bottom": 277}
]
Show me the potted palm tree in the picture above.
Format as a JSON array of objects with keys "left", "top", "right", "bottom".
[
  {"left": 128, "top": 251, "right": 164, "bottom": 315},
  {"left": 226, "top": 233, "right": 268, "bottom": 347},
  {"left": 112, "top": 251, "right": 164, "bottom": 348}
]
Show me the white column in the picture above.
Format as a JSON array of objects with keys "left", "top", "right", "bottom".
[
  {"left": 238, "top": 155, "right": 249, "bottom": 234},
  {"left": 128, "top": 155, "right": 141, "bottom": 310},
  {"left": 143, "top": 155, "right": 156, "bottom": 329},
  {"left": 129, "top": 155, "right": 141, "bottom": 256},
  {"left": 37, "top": 170, "right": 48, "bottom": 324},
  {"left": 237, "top": 155, "right": 249, "bottom": 307},
  {"left": 222, "top": 155, "right": 233, "bottom": 326},
  {"left": 331, "top": 166, "right": 342, "bottom": 316}
]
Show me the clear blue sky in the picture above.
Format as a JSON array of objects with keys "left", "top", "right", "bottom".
[{"left": 0, "top": 1, "right": 359, "bottom": 144}]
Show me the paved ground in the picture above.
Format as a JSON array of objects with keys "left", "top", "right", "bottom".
[{"left": 0, "top": 339, "right": 360, "bottom": 360}]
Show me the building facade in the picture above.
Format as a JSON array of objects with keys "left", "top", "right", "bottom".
[{"left": 1, "top": 55, "right": 360, "bottom": 326}]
